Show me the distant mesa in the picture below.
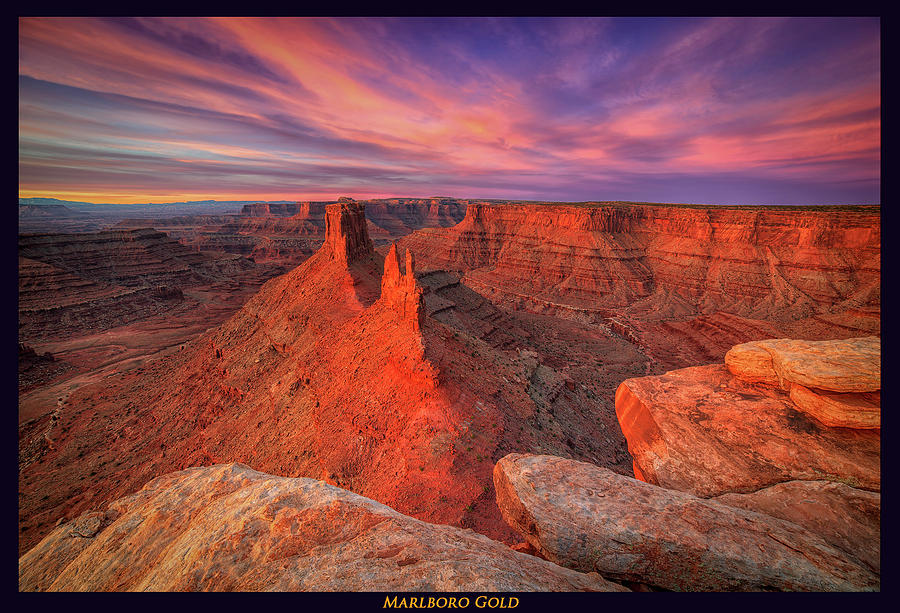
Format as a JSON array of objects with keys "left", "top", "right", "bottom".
[{"left": 19, "top": 203, "right": 90, "bottom": 218}]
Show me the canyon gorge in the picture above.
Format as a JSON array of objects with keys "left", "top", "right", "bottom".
[{"left": 18, "top": 197, "right": 880, "bottom": 592}]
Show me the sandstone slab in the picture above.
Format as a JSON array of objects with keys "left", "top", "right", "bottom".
[
  {"left": 725, "top": 340, "right": 782, "bottom": 386},
  {"left": 714, "top": 480, "right": 880, "bottom": 574},
  {"left": 615, "top": 364, "right": 880, "bottom": 497},
  {"left": 494, "top": 454, "right": 878, "bottom": 591},
  {"left": 20, "top": 464, "right": 624, "bottom": 592},
  {"left": 727, "top": 337, "right": 880, "bottom": 393},
  {"left": 789, "top": 384, "right": 880, "bottom": 429}
]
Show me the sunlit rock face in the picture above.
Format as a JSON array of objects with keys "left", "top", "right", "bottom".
[
  {"left": 19, "top": 463, "right": 625, "bottom": 592},
  {"left": 324, "top": 197, "right": 375, "bottom": 267}
]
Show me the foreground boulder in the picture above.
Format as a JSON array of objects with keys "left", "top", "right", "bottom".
[
  {"left": 494, "top": 454, "right": 878, "bottom": 592},
  {"left": 714, "top": 480, "right": 880, "bottom": 574},
  {"left": 19, "top": 463, "right": 623, "bottom": 592},
  {"left": 615, "top": 364, "right": 880, "bottom": 497}
]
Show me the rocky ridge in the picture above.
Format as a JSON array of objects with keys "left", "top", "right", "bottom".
[{"left": 19, "top": 198, "right": 644, "bottom": 554}]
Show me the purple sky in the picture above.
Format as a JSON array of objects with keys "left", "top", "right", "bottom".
[{"left": 18, "top": 17, "right": 880, "bottom": 204}]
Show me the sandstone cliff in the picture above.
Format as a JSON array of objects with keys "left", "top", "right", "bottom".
[{"left": 398, "top": 202, "right": 880, "bottom": 368}]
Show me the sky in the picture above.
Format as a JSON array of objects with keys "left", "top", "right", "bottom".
[{"left": 18, "top": 17, "right": 880, "bottom": 205}]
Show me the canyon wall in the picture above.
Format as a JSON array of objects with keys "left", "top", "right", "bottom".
[
  {"left": 398, "top": 202, "right": 880, "bottom": 367},
  {"left": 18, "top": 229, "right": 280, "bottom": 342}
]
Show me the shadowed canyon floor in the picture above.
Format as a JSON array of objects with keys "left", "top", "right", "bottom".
[{"left": 19, "top": 198, "right": 881, "bottom": 584}]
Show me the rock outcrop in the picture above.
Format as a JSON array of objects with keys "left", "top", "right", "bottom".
[
  {"left": 726, "top": 337, "right": 880, "bottom": 393},
  {"left": 324, "top": 198, "right": 374, "bottom": 267},
  {"left": 615, "top": 364, "right": 880, "bottom": 497},
  {"left": 20, "top": 463, "right": 623, "bottom": 592},
  {"left": 493, "top": 454, "right": 878, "bottom": 591},
  {"left": 613, "top": 338, "right": 881, "bottom": 586},
  {"left": 725, "top": 337, "right": 881, "bottom": 428},
  {"left": 381, "top": 244, "right": 425, "bottom": 332}
]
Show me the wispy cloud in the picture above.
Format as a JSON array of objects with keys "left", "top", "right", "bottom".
[{"left": 18, "top": 17, "right": 880, "bottom": 204}]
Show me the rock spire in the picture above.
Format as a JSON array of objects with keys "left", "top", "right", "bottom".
[
  {"left": 381, "top": 243, "right": 425, "bottom": 332},
  {"left": 323, "top": 197, "right": 374, "bottom": 266}
]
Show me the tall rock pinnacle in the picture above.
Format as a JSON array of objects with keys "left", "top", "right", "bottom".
[
  {"left": 381, "top": 243, "right": 425, "bottom": 332},
  {"left": 324, "top": 197, "right": 374, "bottom": 267}
]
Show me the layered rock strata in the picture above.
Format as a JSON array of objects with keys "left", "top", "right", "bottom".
[
  {"left": 18, "top": 230, "right": 278, "bottom": 342},
  {"left": 494, "top": 454, "right": 878, "bottom": 591},
  {"left": 726, "top": 337, "right": 881, "bottom": 428},
  {"left": 397, "top": 202, "right": 880, "bottom": 366},
  {"left": 20, "top": 463, "right": 622, "bottom": 592}
]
